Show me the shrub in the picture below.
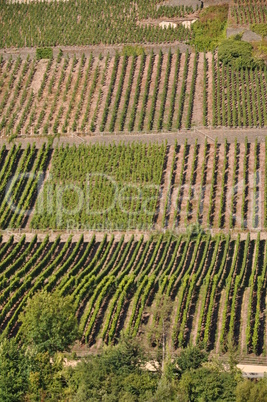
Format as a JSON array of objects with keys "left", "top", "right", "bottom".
[
  {"left": 122, "top": 45, "right": 145, "bottom": 57},
  {"left": 218, "top": 37, "right": 264, "bottom": 69},
  {"left": 36, "top": 48, "right": 53, "bottom": 60}
]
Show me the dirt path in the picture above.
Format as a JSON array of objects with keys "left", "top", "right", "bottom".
[
  {"left": 124, "top": 56, "right": 142, "bottom": 130},
  {"left": 156, "top": 145, "right": 175, "bottom": 228},
  {"left": 215, "top": 289, "right": 226, "bottom": 353},
  {"left": 240, "top": 287, "right": 250, "bottom": 354},
  {"left": 0, "top": 43, "right": 192, "bottom": 61},
  {"left": 190, "top": 285, "right": 204, "bottom": 345},
  {"left": 181, "top": 53, "right": 194, "bottom": 128},
  {"left": 191, "top": 52, "right": 204, "bottom": 127},
  {"left": 114, "top": 56, "right": 134, "bottom": 132},
  {"left": 259, "top": 142, "right": 265, "bottom": 230},
  {"left": 1, "top": 129, "right": 266, "bottom": 149},
  {"left": 206, "top": 52, "right": 213, "bottom": 126}
]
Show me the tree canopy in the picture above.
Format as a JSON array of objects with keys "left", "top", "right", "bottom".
[{"left": 19, "top": 290, "right": 79, "bottom": 356}]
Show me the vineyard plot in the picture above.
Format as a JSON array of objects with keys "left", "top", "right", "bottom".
[
  {"left": 0, "top": 233, "right": 266, "bottom": 356},
  {"left": 0, "top": 139, "right": 264, "bottom": 231},
  {"left": 31, "top": 142, "right": 166, "bottom": 230},
  {"left": 158, "top": 139, "right": 267, "bottom": 231},
  {"left": 0, "top": 143, "right": 51, "bottom": 229},
  {"left": 1, "top": 53, "right": 267, "bottom": 135},
  {"left": 0, "top": 0, "right": 193, "bottom": 48},
  {"left": 230, "top": 1, "right": 267, "bottom": 26}
]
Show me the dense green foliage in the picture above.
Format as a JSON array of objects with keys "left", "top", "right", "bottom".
[
  {"left": 176, "top": 346, "right": 208, "bottom": 373},
  {"left": 191, "top": 5, "right": 229, "bottom": 51},
  {"left": 1, "top": 334, "right": 266, "bottom": 402},
  {"left": 122, "top": 45, "right": 145, "bottom": 57},
  {"left": 36, "top": 47, "right": 53, "bottom": 60},
  {"left": 0, "top": 0, "right": 192, "bottom": 48},
  {"left": 19, "top": 290, "right": 78, "bottom": 355},
  {"left": 0, "top": 338, "right": 28, "bottom": 402},
  {"left": 212, "top": 60, "right": 267, "bottom": 126},
  {"left": 218, "top": 37, "right": 264, "bottom": 69}
]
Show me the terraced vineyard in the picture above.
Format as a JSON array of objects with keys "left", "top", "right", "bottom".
[
  {"left": 230, "top": 0, "right": 267, "bottom": 26},
  {"left": 0, "top": 233, "right": 266, "bottom": 356},
  {"left": 0, "top": 0, "right": 193, "bottom": 48},
  {"left": 0, "top": 142, "right": 51, "bottom": 229},
  {"left": 31, "top": 142, "right": 166, "bottom": 230},
  {"left": 30, "top": 138, "right": 267, "bottom": 231},
  {"left": 159, "top": 138, "right": 267, "bottom": 231},
  {"left": 0, "top": 139, "right": 266, "bottom": 231},
  {"left": 1, "top": 52, "right": 266, "bottom": 136}
]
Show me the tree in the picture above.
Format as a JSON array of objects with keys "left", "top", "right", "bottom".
[
  {"left": 147, "top": 293, "right": 173, "bottom": 374},
  {"left": 176, "top": 345, "right": 208, "bottom": 374},
  {"left": 19, "top": 290, "right": 79, "bottom": 356},
  {"left": 236, "top": 377, "right": 267, "bottom": 402},
  {"left": 0, "top": 338, "right": 28, "bottom": 402},
  {"left": 64, "top": 337, "right": 158, "bottom": 401},
  {"left": 178, "top": 366, "right": 238, "bottom": 401},
  {"left": 25, "top": 351, "right": 65, "bottom": 402}
]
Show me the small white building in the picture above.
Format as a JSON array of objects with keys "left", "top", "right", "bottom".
[
  {"left": 159, "top": 21, "right": 178, "bottom": 29},
  {"left": 182, "top": 19, "right": 197, "bottom": 29}
]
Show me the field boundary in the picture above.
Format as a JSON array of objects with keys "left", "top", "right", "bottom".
[
  {"left": 0, "top": 128, "right": 266, "bottom": 149},
  {"left": 0, "top": 43, "right": 191, "bottom": 60}
]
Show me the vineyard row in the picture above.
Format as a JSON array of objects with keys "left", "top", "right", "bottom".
[
  {"left": 1, "top": 0, "right": 193, "bottom": 48},
  {"left": 0, "top": 233, "right": 266, "bottom": 356},
  {"left": 0, "top": 139, "right": 266, "bottom": 231},
  {"left": 1, "top": 52, "right": 267, "bottom": 136}
]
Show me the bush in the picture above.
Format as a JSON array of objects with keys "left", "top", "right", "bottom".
[
  {"left": 122, "top": 45, "right": 145, "bottom": 57},
  {"left": 36, "top": 48, "right": 53, "bottom": 60},
  {"left": 218, "top": 37, "right": 264, "bottom": 69}
]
